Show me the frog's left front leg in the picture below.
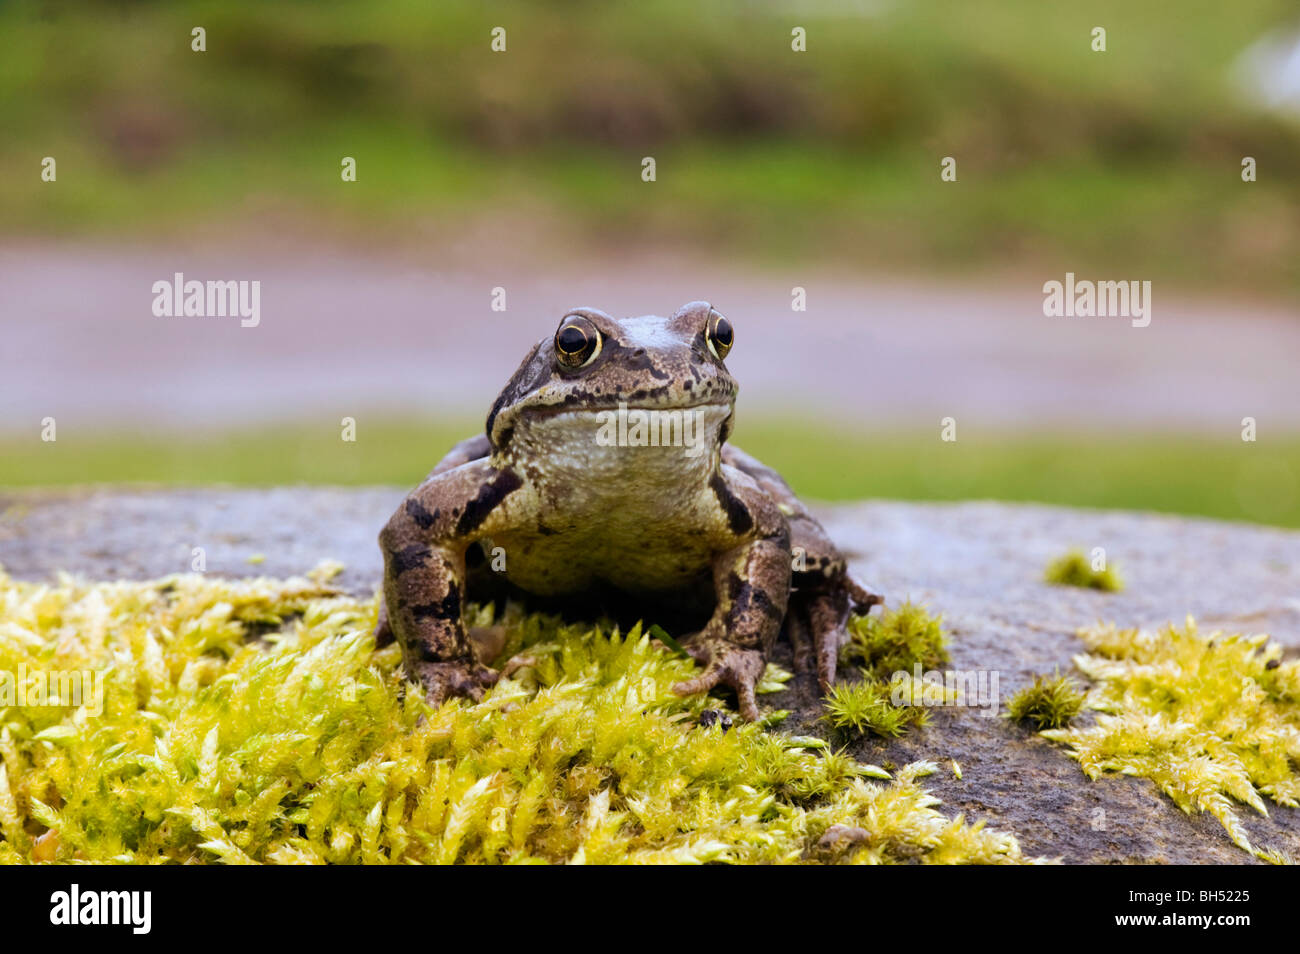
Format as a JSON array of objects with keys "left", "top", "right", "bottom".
[
  {"left": 379, "top": 460, "right": 530, "bottom": 706},
  {"left": 673, "top": 467, "right": 792, "bottom": 721}
]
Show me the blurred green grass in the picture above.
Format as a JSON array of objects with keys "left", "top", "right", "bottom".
[
  {"left": 4, "top": 421, "right": 1297, "bottom": 529},
  {"left": 3, "top": 0, "right": 1298, "bottom": 288}
]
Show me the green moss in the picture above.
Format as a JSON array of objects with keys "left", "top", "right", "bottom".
[
  {"left": 1006, "top": 672, "right": 1085, "bottom": 730},
  {"left": 1042, "top": 618, "right": 1300, "bottom": 862},
  {"left": 823, "top": 681, "right": 928, "bottom": 739},
  {"left": 843, "top": 601, "right": 949, "bottom": 682},
  {"left": 0, "top": 565, "right": 1040, "bottom": 865},
  {"left": 823, "top": 603, "right": 950, "bottom": 740},
  {"left": 1043, "top": 550, "right": 1123, "bottom": 592}
]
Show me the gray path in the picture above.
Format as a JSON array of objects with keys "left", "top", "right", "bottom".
[{"left": 2, "top": 241, "right": 1297, "bottom": 434}]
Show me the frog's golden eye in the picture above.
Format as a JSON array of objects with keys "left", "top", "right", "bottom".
[
  {"left": 555, "top": 315, "right": 602, "bottom": 369},
  {"left": 706, "top": 309, "right": 733, "bottom": 361}
]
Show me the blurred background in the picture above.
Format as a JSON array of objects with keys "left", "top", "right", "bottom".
[{"left": 2, "top": 0, "right": 1299, "bottom": 525}]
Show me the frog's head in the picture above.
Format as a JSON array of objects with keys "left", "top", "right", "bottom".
[{"left": 486, "top": 301, "right": 738, "bottom": 459}]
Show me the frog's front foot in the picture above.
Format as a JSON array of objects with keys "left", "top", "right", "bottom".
[
  {"left": 410, "top": 658, "right": 500, "bottom": 706},
  {"left": 673, "top": 640, "right": 767, "bottom": 722}
]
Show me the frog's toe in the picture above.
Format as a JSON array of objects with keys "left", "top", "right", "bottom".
[
  {"left": 814, "top": 631, "right": 840, "bottom": 693},
  {"left": 784, "top": 603, "right": 814, "bottom": 675},
  {"left": 681, "top": 641, "right": 712, "bottom": 666},
  {"left": 412, "top": 659, "right": 500, "bottom": 706},
  {"left": 672, "top": 644, "right": 765, "bottom": 722},
  {"left": 807, "top": 590, "right": 853, "bottom": 692},
  {"left": 805, "top": 576, "right": 885, "bottom": 691},
  {"left": 467, "top": 623, "right": 508, "bottom": 665},
  {"left": 845, "top": 575, "right": 884, "bottom": 612}
]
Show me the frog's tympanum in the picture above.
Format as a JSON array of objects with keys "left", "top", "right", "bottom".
[{"left": 376, "top": 302, "right": 881, "bottom": 719}]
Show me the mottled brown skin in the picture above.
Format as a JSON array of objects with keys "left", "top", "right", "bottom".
[{"left": 376, "top": 301, "right": 881, "bottom": 720}]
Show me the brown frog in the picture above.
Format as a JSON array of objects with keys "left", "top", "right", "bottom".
[{"left": 375, "top": 301, "right": 881, "bottom": 720}]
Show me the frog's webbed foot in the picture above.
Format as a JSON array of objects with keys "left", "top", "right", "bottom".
[
  {"left": 673, "top": 638, "right": 767, "bottom": 722},
  {"left": 412, "top": 659, "right": 500, "bottom": 706}
]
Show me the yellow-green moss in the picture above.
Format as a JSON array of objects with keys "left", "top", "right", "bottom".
[
  {"left": 1043, "top": 550, "right": 1123, "bottom": 592},
  {"left": 1006, "top": 672, "right": 1085, "bottom": 730},
  {"left": 0, "top": 565, "right": 1040, "bottom": 865},
  {"left": 825, "top": 602, "right": 948, "bottom": 739},
  {"left": 1043, "top": 617, "right": 1300, "bottom": 862},
  {"left": 842, "top": 601, "right": 949, "bottom": 681},
  {"left": 823, "top": 680, "right": 929, "bottom": 738}
]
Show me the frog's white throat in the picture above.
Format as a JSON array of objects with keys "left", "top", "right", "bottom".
[{"left": 508, "top": 401, "right": 732, "bottom": 489}]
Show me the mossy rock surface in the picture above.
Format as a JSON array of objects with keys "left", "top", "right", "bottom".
[{"left": 3, "top": 488, "right": 1299, "bottom": 863}]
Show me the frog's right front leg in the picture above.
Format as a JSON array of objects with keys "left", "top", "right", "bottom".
[{"left": 378, "top": 460, "right": 527, "bottom": 705}]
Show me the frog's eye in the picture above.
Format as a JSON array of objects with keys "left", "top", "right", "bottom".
[
  {"left": 706, "top": 308, "right": 733, "bottom": 361},
  {"left": 555, "top": 315, "right": 602, "bottom": 369}
]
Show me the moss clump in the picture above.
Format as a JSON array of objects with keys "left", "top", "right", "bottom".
[
  {"left": 842, "top": 601, "right": 949, "bottom": 682},
  {"left": 1042, "top": 617, "right": 1300, "bottom": 862},
  {"left": 825, "top": 602, "right": 949, "bottom": 740},
  {"left": 0, "top": 565, "right": 1040, "bottom": 865},
  {"left": 1043, "top": 550, "right": 1123, "bottom": 592},
  {"left": 823, "top": 681, "right": 929, "bottom": 738},
  {"left": 1006, "top": 672, "right": 1085, "bottom": 730}
]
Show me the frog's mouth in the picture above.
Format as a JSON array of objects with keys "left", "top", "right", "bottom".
[
  {"left": 516, "top": 401, "right": 733, "bottom": 460},
  {"left": 519, "top": 399, "right": 734, "bottom": 421}
]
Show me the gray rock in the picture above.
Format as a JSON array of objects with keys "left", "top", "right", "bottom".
[{"left": 3, "top": 488, "right": 1299, "bottom": 863}]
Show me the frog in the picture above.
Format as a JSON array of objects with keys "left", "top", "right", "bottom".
[{"left": 374, "top": 301, "right": 882, "bottom": 720}]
